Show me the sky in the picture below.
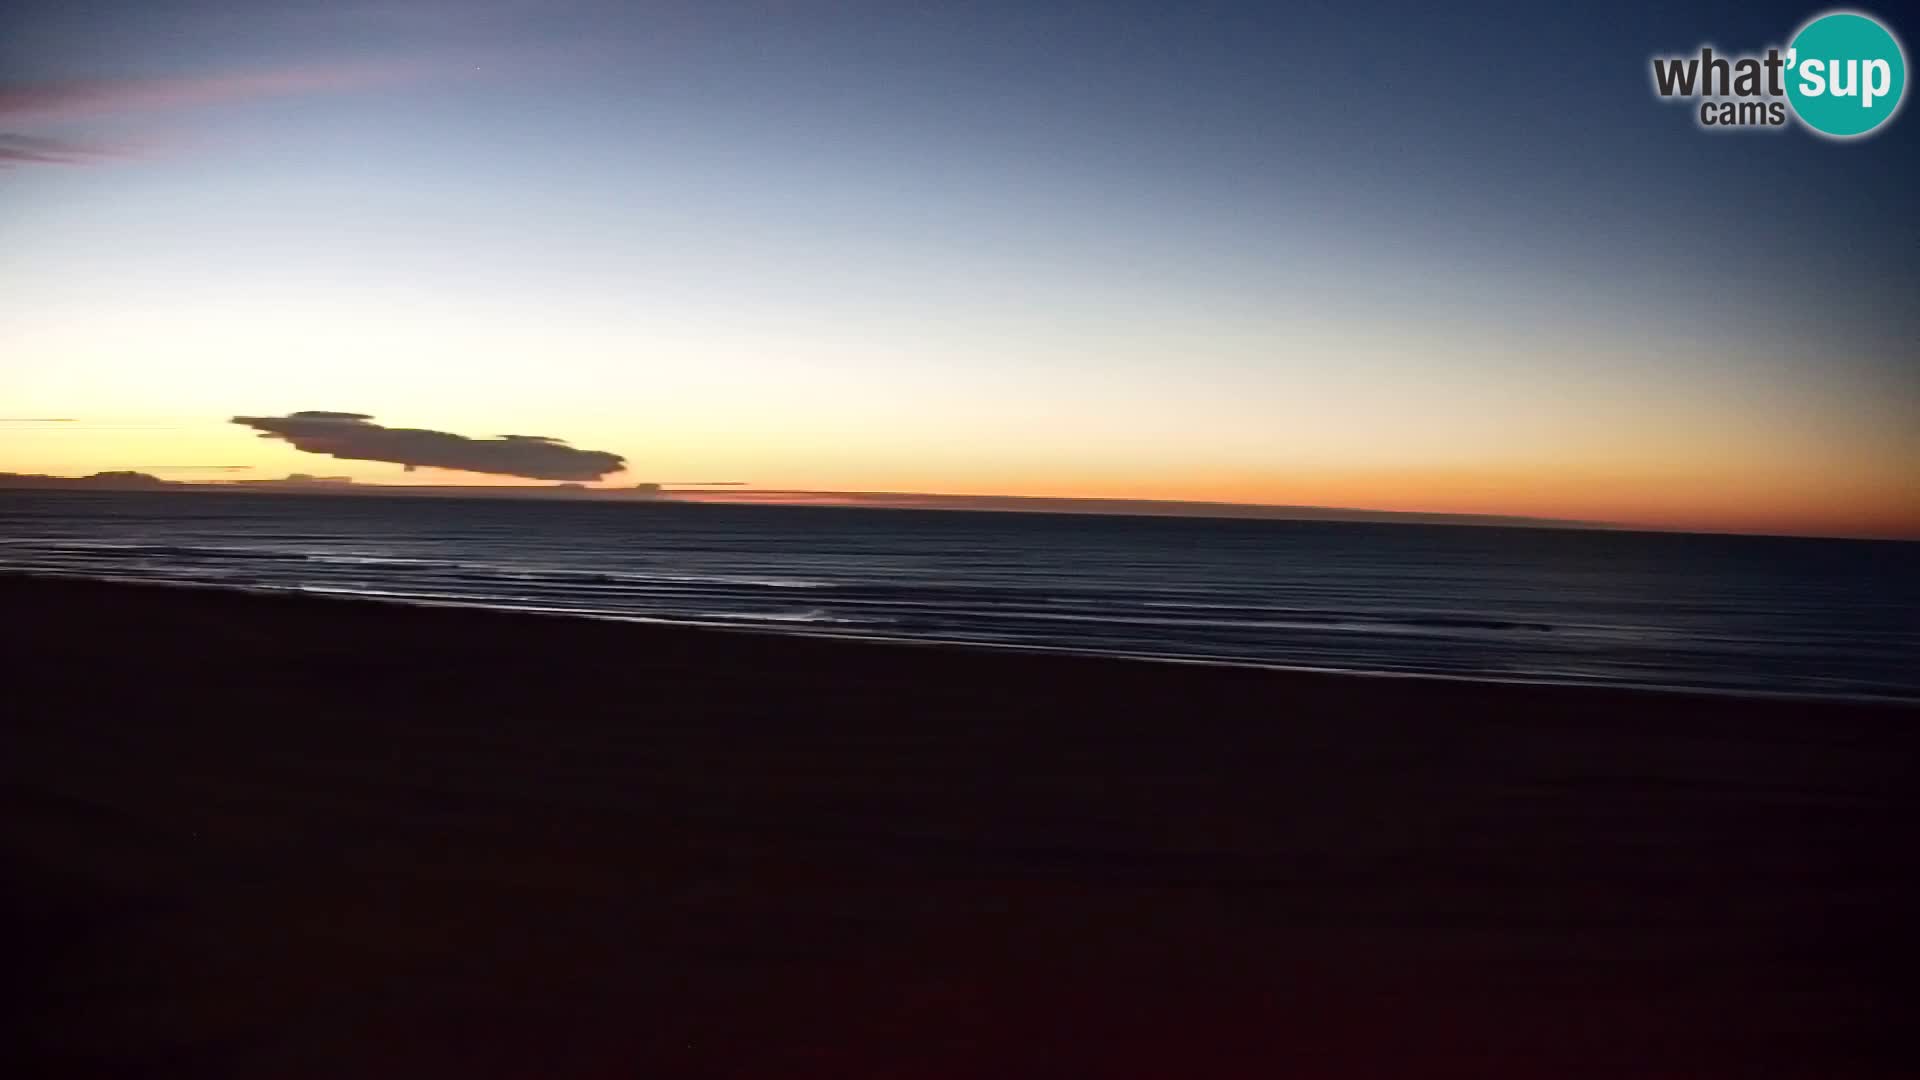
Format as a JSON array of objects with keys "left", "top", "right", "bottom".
[{"left": 2, "top": 0, "right": 1916, "bottom": 538}]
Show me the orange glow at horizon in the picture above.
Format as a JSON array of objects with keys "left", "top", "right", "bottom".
[
  {"left": 664, "top": 469, "right": 1920, "bottom": 540},
  {"left": 9, "top": 418, "right": 1912, "bottom": 539},
  {"left": 0, "top": 405, "right": 1912, "bottom": 538},
  {"left": 2, "top": 463, "right": 1912, "bottom": 538}
]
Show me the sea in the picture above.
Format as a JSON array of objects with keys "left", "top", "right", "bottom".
[{"left": 2, "top": 490, "right": 1914, "bottom": 701}]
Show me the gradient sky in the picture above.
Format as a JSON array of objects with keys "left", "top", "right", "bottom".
[{"left": 3, "top": 0, "right": 1917, "bottom": 537}]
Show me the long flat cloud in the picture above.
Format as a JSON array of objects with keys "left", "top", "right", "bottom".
[{"left": 233, "top": 411, "right": 626, "bottom": 481}]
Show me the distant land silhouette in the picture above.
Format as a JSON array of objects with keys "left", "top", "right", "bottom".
[
  {"left": 0, "top": 471, "right": 1602, "bottom": 530},
  {"left": 0, "top": 470, "right": 172, "bottom": 490}
]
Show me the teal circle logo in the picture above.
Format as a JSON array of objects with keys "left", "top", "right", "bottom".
[{"left": 1786, "top": 11, "right": 1907, "bottom": 137}]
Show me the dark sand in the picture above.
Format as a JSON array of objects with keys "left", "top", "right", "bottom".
[{"left": 2, "top": 575, "right": 1914, "bottom": 1078}]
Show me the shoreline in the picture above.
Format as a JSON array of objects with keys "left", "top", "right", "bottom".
[
  {"left": 4, "top": 573, "right": 1914, "bottom": 1077},
  {"left": 6, "top": 568, "right": 1911, "bottom": 707}
]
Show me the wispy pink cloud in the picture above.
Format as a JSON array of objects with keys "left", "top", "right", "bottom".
[
  {"left": 0, "top": 60, "right": 438, "bottom": 124},
  {"left": 0, "top": 132, "right": 118, "bottom": 167}
]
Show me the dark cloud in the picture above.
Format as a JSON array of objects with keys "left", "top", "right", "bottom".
[{"left": 232, "top": 411, "right": 627, "bottom": 481}]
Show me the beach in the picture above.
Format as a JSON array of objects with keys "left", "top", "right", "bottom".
[{"left": 2, "top": 573, "right": 1913, "bottom": 1077}]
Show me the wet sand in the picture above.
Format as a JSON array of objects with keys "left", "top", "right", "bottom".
[{"left": 2, "top": 574, "right": 1913, "bottom": 1077}]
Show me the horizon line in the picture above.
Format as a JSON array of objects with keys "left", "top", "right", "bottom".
[{"left": 2, "top": 471, "right": 1913, "bottom": 543}]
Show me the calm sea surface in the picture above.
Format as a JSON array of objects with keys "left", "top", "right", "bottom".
[{"left": 3, "top": 490, "right": 1914, "bottom": 699}]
